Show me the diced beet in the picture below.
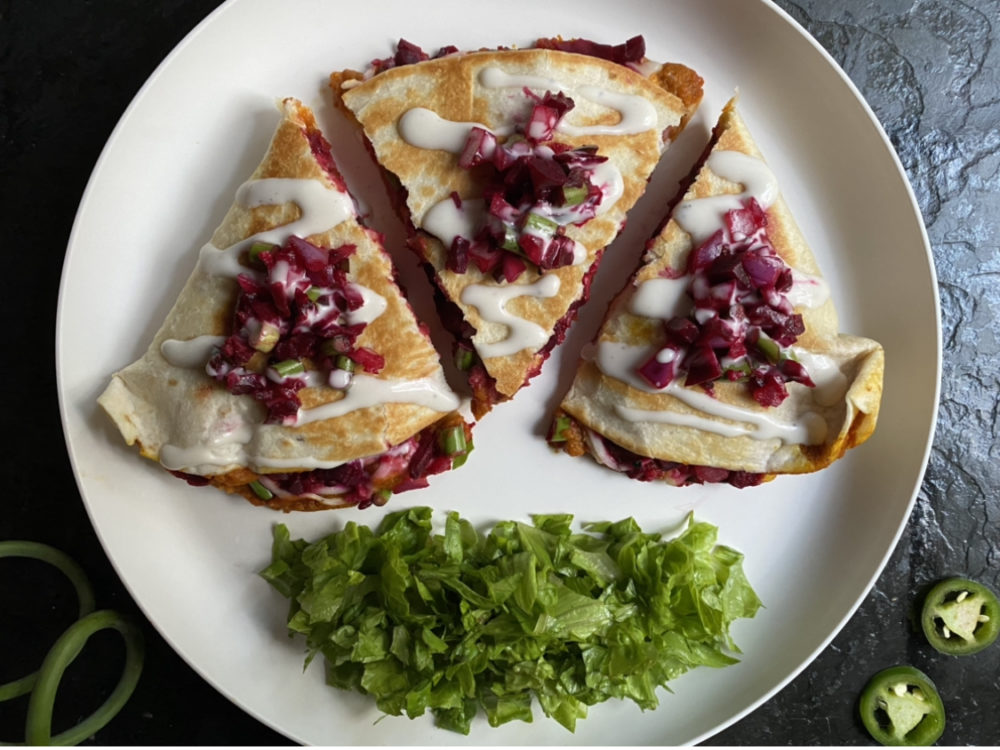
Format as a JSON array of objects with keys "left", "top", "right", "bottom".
[
  {"left": 447, "top": 236, "right": 470, "bottom": 274},
  {"left": 741, "top": 249, "right": 784, "bottom": 289},
  {"left": 665, "top": 316, "right": 700, "bottom": 346},
  {"left": 749, "top": 367, "right": 789, "bottom": 407},
  {"left": 638, "top": 349, "right": 679, "bottom": 389},
  {"left": 688, "top": 229, "right": 726, "bottom": 272},
  {"left": 393, "top": 38, "right": 429, "bottom": 66},
  {"left": 206, "top": 236, "right": 380, "bottom": 423},
  {"left": 458, "top": 128, "right": 497, "bottom": 169},
  {"left": 683, "top": 345, "right": 723, "bottom": 387},
  {"left": 499, "top": 253, "right": 527, "bottom": 283},
  {"left": 352, "top": 347, "right": 385, "bottom": 374},
  {"left": 780, "top": 357, "right": 815, "bottom": 387},
  {"left": 442, "top": 91, "right": 609, "bottom": 274}
]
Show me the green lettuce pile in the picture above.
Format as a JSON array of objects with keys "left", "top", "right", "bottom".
[{"left": 260, "top": 507, "right": 761, "bottom": 734}]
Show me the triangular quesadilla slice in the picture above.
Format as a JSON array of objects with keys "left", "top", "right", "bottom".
[
  {"left": 99, "top": 98, "right": 472, "bottom": 511},
  {"left": 550, "top": 99, "right": 884, "bottom": 486},
  {"left": 331, "top": 37, "right": 703, "bottom": 418}
]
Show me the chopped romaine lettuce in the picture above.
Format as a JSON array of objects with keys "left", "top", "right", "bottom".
[{"left": 260, "top": 508, "right": 760, "bottom": 734}]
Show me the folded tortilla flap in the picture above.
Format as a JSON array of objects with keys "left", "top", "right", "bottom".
[
  {"left": 562, "top": 332, "right": 883, "bottom": 474},
  {"left": 99, "top": 98, "right": 459, "bottom": 481},
  {"left": 557, "top": 98, "right": 884, "bottom": 479},
  {"left": 334, "top": 46, "right": 703, "bottom": 404}
]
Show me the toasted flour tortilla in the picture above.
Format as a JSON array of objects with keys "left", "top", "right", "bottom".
[
  {"left": 99, "top": 98, "right": 469, "bottom": 510},
  {"left": 555, "top": 100, "right": 884, "bottom": 480},
  {"left": 331, "top": 42, "right": 703, "bottom": 417}
]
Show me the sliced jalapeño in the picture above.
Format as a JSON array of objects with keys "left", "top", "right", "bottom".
[
  {"left": 920, "top": 577, "right": 999, "bottom": 656},
  {"left": 858, "top": 665, "right": 945, "bottom": 746}
]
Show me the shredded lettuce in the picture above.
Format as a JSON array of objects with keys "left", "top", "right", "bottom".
[{"left": 260, "top": 508, "right": 761, "bottom": 734}]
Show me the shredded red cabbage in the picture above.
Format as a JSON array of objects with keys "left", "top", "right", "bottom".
[
  {"left": 255, "top": 419, "right": 472, "bottom": 509},
  {"left": 595, "top": 429, "right": 765, "bottom": 488},
  {"left": 206, "top": 236, "right": 384, "bottom": 424},
  {"left": 637, "top": 198, "right": 813, "bottom": 407},
  {"left": 534, "top": 35, "right": 647, "bottom": 67},
  {"left": 370, "top": 39, "right": 459, "bottom": 75}
]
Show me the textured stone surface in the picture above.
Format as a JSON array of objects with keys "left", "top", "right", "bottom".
[
  {"left": 708, "top": 0, "right": 1000, "bottom": 745},
  {"left": 1, "top": 0, "right": 996, "bottom": 745}
]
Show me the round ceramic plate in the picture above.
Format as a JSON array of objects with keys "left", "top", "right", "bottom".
[{"left": 56, "top": 0, "right": 939, "bottom": 744}]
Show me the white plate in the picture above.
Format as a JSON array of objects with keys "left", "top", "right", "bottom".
[{"left": 56, "top": 0, "right": 939, "bottom": 745}]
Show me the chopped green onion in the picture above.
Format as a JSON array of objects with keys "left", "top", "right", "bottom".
[
  {"left": 755, "top": 333, "right": 782, "bottom": 364},
  {"left": 723, "top": 359, "right": 752, "bottom": 378},
  {"left": 251, "top": 321, "right": 281, "bottom": 353},
  {"left": 549, "top": 414, "right": 572, "bottom": 443},
  {"left": 334, "top": 355, "right": 356, "bottom": 373},
  {"left": 501, "top": 223, "right": 520, "bottom": 252},
  {"left": 249, "top": 480, "right": 274, "bottom": 501},
  {"left": 273, "top": 359, "right": 305, "bottom": 378},
  {"left": 438, "top": 425, "right": 467, "bottom": 456},
  {"left": 454, "top": 347, "right": 475, "bottom": 372},
  {"left": 561, "top": 185, "right": 589, "bottom": 206},
  {"left": 524, "top": 212, "right": 558, "bottom": 235}
]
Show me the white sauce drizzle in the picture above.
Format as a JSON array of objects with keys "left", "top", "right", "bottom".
[
  {"left": 161, "top": 335, "right": 225, "bottom": 368},
  {"left": 422, "top": 198, "right": 486, "bottom": 248},
  {"left": 160, "top": 414, "right": 255, "bottom": 474},
  {"left": 198, "top": 178, "right": 355, "bottom": 278},
  {"left": 629, "top": 276, "right": 689, "bottom": 320},
  {"left": 461, "top": 275, "right": 561, "bottom": 358},
  {"left": 673, "top": 151, "right": 780, "bottom": 245},
  {"left": 297, "top": 373, "right": 459, "bottom": 425},
  {"left": 787, "top": 269, "right": 831, "bottom": 309},
  {"left": 345, "top": 285, "right": 388, "bottom": 325},
  {"left": 398, "top": 108, "right": 513, "bottom": 152},
  {"left": 787, "top": 348, "right": 848, "bottom": 407},
  {"left": 477, "top": 67, "right": 658, "bottom": 137},
  {"left": 593, "top": 339, "right": 829, "bottom": 446},
  {"left": 615, "top": 395, "right": 827, "bottom": 446}
]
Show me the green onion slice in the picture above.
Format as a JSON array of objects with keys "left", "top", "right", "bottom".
[
  {"left": 524, "top": 212, "right": 558, "bottom": 235},
  {"left": 438, "top": 426, "right": 467, "bottom": 456},
  {"left": 0, "top": 542, "right": 144, "bottom": 746},
  {"left": 273, "top": 359, "right": 305, "bottom": 378},
  {"left": 562, "top": 185, "right": 589, "bottom": 206},
  {"left": 0, "top": 542, "right": 96, "bottom": 702},
  {"left": 549, "top": 414, "right": 572, "bottom": 443},
  {"left": 249, "top": 480, "right": 274, "bottom": 501}
]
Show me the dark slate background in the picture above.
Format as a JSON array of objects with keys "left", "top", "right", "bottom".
[{"left": 2, "top": 0, "right": 997, "bottom": 745}]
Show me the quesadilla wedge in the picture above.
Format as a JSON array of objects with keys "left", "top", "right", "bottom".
[
  {"left": 331, "top": 37, "right": 703, "bottom": 418},
  {"left": 550, "top": 99, "right": 884, "bottom": 486},
  {"left": 98, "top": 98, "right": 472, "bottom": 511}
]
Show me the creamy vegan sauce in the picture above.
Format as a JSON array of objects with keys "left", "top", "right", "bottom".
[{"left": 461, "top": 275, "right": 561, "bottom": 358}]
